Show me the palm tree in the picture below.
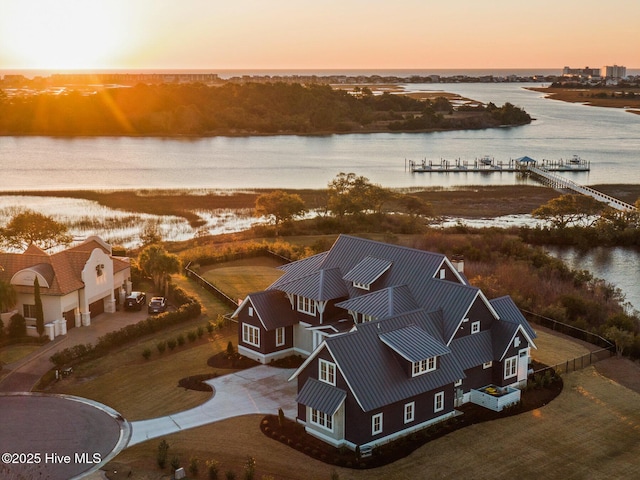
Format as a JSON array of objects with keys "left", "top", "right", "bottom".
[{"left": 0, "top": 278, "right": 17, "bottom": 313}]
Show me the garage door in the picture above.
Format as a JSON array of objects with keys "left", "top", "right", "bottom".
[
  {"left": 63, "top": 309, "right": 76, "bottom": 330},
  {"left": 89, "top": 298, "right": 105, "bottom": 319}
]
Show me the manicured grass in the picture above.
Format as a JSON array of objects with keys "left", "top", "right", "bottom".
[
  {"left": 199, "top": 257, "right": 285, "bottom": 300},
  {"left": 0, "top": 344, "right": 40, "bottom": 365},
  {"left": 530, "top": 328, "right": 593, "bottom": 367}
]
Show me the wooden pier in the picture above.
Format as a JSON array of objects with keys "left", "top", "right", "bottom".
[{"left": 406, "top": 155, "right": 590, "bottom": 173}]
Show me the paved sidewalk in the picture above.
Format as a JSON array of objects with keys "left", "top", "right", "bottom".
[
  {"left": 0, "top": 308, "right": 148, "bottom": 392},
  {"left": 128, "top": 365, "right": 297, "bottom": 446}
]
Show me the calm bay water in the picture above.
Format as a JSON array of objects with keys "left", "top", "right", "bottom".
[
  {"left": 1, "top": 82, "right": 639, "bottom": 309},
  {"left": 1, "top": 83, "right": 640, "bottom": 191}
]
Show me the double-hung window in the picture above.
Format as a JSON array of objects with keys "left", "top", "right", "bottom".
[
  {"left": 242, "top": 323, "right": 260, "bottom": 347},
  {"left": 310, "top": 408, "right": 333, "bottom": 431},
  {"left": 23, "top": 304, "right": 37, "bottom": 319},
  {"left": 297, "top": 296, "right": 316, "bottom": 316},
  {"left": 319, "top": 359, "right": 336, "bottom": 386},
  {"left": 504, "top": 356, "right": 518, "bottom": 379},
  {"left": 275, "top": 327, "right": 285, "bottom": 346},
  {"left": 372, "top": 413, "right": 383, "bottom": 435}
]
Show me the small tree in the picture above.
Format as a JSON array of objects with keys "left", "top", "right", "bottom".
[
  {"left": 138, "top": 244, "right": 181, "bottom": 292},
  {"left": 0, "top": 210, "right": 72, "bottom": 251},
  {"left": 605, "top": 326, "right": 635, "bottom": 357},
  {"left": 34, "top": 276, "right": 45, "bottom": 336},
  {"left": 157, "top": 439, "right": 169, "bottom": 469},
  {"left": 255, "top": 190, "right": 307, "bottom": 235},
  {"left": 206, "top": 459, "right": 219, "bottom": 480},
  {"left": 0, "top": 279, "right": 17, "bottom": 313},
  {"left": 244, "top": 457, "right": 256, "bottom": 480}
]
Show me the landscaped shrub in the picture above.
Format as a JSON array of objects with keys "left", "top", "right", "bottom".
[
  {"left": 177, "top": 334, "right": 185, "bottom": 346},
  {"left": 206, "top": 322, "right": 215, "bottom": 335},
  {"left": 188, "top": 330, "right": 197, "bottom": 342},
  {"left": 167, "top": 339, "right": 177, "bottom": 351},
  {"left": 206, "top": 459, "right": 219, "bottom": 480},
  {"left": 170, "top": 455, "right": 180, "bottom": 470},
  {"left": 8, "top": 313, "right": 26, "bottom": 338},
  {"left": 189, "top": 457, "right": 199, "bottom": 477},
  {"left": 197, "top": 325, "right": 204, "bottom": 338},
  {"left": 157, "top": 341, "right": 167, "bottom": 354},
  {"left": 142, "top": 348, "right": 151, "bottom": 360}
]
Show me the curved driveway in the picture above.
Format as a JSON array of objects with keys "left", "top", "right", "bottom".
[{"left": 129, "top": 365, "right": 297, "bottom": 446}]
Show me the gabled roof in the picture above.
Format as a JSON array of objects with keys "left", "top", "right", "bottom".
[
  {"left": 274, "top": 267, "right": 348, "bottom": 301},
  {"left": 490, "top": 296, "right": 537, "bottom": 341},
  {"left": 342, "top": 256, "right": 392, "bottom": 286},
  {"left": 335, "top": 285, "right": 419, "bottom": 319},
  {"left": 292, "top": 315, "right": 465, "bottom": 413},
  {"left": 269, "top": 252, "right": 328, "bottom": 290},
  {"left": 297, "top": 378, "right": 347, "bottom": 416},
  {"left": 449, "top": 331, "right": 494, "bottom": 370},
  {"left": 416, "top": 279, "right": 497, "bottom": 345},
  {"left": 233, "top": 290, "right": 297, "bottom": 331},
  {"left": 379, "top": 325, "right": 451, "bottom": 362}
]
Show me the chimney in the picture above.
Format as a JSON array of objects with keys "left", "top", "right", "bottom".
[{"left": 451, "top": 254, "right": 464, "bottom": 273}]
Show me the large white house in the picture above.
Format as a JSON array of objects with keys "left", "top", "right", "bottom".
[{"left": 0, "top": 237, "right": 131, "bottom": 339}]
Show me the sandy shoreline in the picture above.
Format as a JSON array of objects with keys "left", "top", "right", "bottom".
[{"left": 527, "top": 86, "right": 640, "bottom": 115}]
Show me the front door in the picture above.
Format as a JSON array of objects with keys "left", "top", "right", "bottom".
[{"left": 454, "top": 387, "right": 464, "bottom": 407}]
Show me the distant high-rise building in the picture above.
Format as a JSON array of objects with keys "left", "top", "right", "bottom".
[
  {"left": 562, "top": 66, "right": 600, "bottom": 78},
  {"left": 601, "top": 65, "right": 627, "bottom": 79}
]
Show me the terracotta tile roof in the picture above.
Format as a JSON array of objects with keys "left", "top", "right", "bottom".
[{"left": 0, "top": 238, "right": 129, "bottom": 296}]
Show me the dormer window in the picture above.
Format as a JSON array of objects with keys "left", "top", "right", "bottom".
[
  {"left": 412, "top": 356, "right": 437, "bottom": 376},
  {"left": 353, "top": 281, "right": 370, "bottom": 291},
  {"left": 297, "top": 296, "right": 316, "bottom": 316}
]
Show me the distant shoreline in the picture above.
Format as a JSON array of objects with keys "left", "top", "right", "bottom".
[{"left": 527, "top": 86, "right": 640, "bottom": 115}]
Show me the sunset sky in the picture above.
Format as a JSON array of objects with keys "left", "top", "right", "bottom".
[{"left": 1, "top": 0, "right": 638, "bottom": 71}]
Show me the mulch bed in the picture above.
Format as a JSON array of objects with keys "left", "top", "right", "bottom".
[
  {"left": 261, "top": 377, "right": 563, "bottom": 469},
  {"left": 206, "top": 351, "right": 260, "bottom": 369}
]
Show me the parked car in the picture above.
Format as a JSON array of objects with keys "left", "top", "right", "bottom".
[
  {"left": 124, "top": 291, "right": 146, "bottom": 311},
  {"left": 148, "top": 296, "right": 167, "bottom": 314}
]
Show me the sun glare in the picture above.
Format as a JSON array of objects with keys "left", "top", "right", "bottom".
[{"left": 1, "top": 1, "right": 130, "bottom": 70}]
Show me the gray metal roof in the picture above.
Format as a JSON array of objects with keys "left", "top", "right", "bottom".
[
  {"left": 343, "top": 256, "right": 393, "bottom": 285},
  {"left": 269, "top": 252, "right": 328, "bottom": 290},
  {"left": 449, "top": 331, "right": 494, "bottom": 370},
  {"left": 274, "top": 267, "right": 348, "bottom": 301},
  {"left": 490, "top": 296, "right": 537, "bottom": 340},
  {"left": 247, "top": 290, "right": 298, "bottom": 331},
  {"left": 325, "top": 316, "right": 465, "bottom": 412},
  {"left": 378, "top": 325, "right": 451, "bottom": 362},
  {"left": 491, "top": 320, "right": 521, "bottom": 361},
  {"left": 297, "top": 377, "right": 347, "bottom": 415},
  {"left": 335, "top": 285, "right": 419, "bottom": 319},
  {"left": 415, "top": 279, "right": 484, "bottom": 344}
]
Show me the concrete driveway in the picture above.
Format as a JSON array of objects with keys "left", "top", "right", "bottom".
[{"left": 128, "top": 365, "right": 297, "bottom": 446}]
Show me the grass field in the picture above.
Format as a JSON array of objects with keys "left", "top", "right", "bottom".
[
  {"left": 199, "top": 257, "right": 285, "bottom": 300},
  {"left": 0, "top": 344, "right": 40, "bottom": 365}
]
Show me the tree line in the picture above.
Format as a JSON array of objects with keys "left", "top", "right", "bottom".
[{"left": 0, "top": 82, "right": 530, "bottom": 135}]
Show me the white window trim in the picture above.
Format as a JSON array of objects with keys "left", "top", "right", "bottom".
[
  {"left": 319, "top": 359, "right": 336, "bottom": 386},
  {"left": 514, "top": 336, "right": 521, "bottom": 348},
  {"left": 439, "top": 268, "right": 446, "bottom": 279},
  {"left": 248, "top": 306, "right": 253, "bottom": 317},
  {"left": 372, "top": 413, "right": 383, "bottom": 435},
  {"left": 275, "top": 327, "right": 285, "bottom": 347},
  {"left": 404, "top": 402, "right": 415, "bottom": 424},
  {"left": 297, "top": 296, "right": 317, "bottom": 316},
  {"left": 483, "top": 361, "right": 492, "bottom": 369},
  {"left": 242, "top": 323, "right": 260, "bottom": 348},
  {"left": 434, "top": 391, "right": 445, "bottom": 413},
  {"left": 310, "top": 408, "right": 333, "bottom": 432},
  {"left": 412, "top": 356, "right": 436, "bottom": 377},
  {"left": 353, "top": 281, "right": 370, "bottom": 290},
  {"left": 454, "top": 378, "right": 463, "bottom": 387},
  {"left": 504, "top": 356, "right": 518, "bottom": 379},
  {"left": 471, "top": 321, "right": 480, "bottom": 334},
  {"left": 23, "top": 304, "right": 37, "bottom": 319},
  {"left": 362, "top": 314, "right": 375, "bottom": 323}
]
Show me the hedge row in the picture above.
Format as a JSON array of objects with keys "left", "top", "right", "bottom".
[{"left": 50, "top": 285, "right": 201, "bottom": 368}]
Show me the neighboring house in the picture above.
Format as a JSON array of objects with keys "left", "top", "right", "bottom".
[
  {"left": 233, "top": 235, "right": 537, "bottom": 450},
  {"left": 0, "top": 236, "right": 131, "bottom": 339}
]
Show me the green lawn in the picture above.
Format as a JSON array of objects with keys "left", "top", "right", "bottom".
[
  {"left": 0, "top": 344, "right": 41, "bottom": 365},
  {"left": 199, "top": 257, "right": 285, "bottom": 301}
]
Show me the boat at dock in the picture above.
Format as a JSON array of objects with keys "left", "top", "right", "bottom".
[{"left": 406, "top": 155, "right": 590, "bottom": 173}]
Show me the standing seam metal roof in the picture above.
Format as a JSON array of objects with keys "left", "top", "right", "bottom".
[
  {"left": 378, "top": 325, "right": 451, "bottom": 362},
  {"left": 342, "top": 256, "right": 393, "bottom": 285},
  {"left": 335, "top": 285, "right": 419, "bottom": 319},
  {"left": 296, "top": 377, "right": 347, "bottom": 416}
]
